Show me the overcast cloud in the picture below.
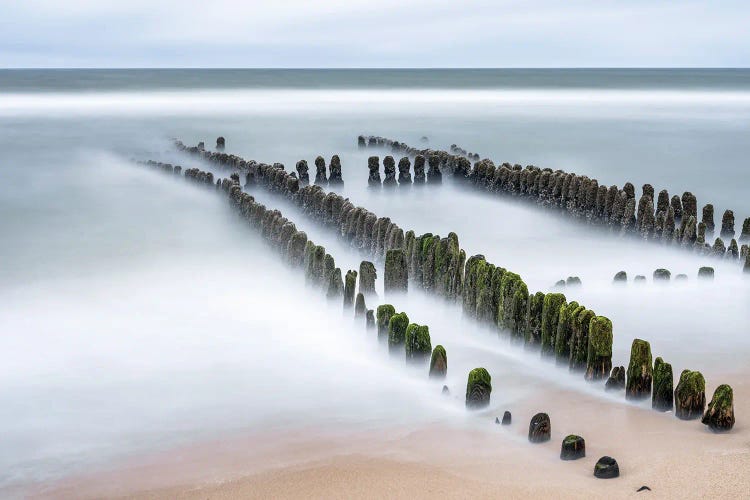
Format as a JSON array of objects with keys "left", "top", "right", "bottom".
[{"left": 1, "top": 0, "right": 748, "bottom": 67}]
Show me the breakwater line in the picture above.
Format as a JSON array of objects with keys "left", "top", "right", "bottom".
[
  {"left": 170, "top": 139, "right": 736, "bottom": 434},
  {"left": 359, "top": 135, "right": 750, "bottom": 272}
]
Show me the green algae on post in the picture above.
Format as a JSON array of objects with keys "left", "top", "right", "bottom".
[
  {"left": 405, "top": 323, "right": 432, "bottom": 364},
  {"left": 626, "top": 339, "right": 653, "bottom": 400},
  {"left": 429, "top": 345, "right": 447, "bottom": 379},
  {"left": 387, "top": 312, "right": 410, "bottom": 354},
  {"left": 586, "top": 316, "right": 613, "bottom": 381},
  {"left": 465, "top": 368, "right": 492, "bottom": 409},
  {"left": 376, "top": 304, "right": 396, "bottom": 343}
]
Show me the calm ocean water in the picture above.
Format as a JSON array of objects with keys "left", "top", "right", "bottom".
[{"left": 1, "top": 69, "right": 749, "bottom": 494}]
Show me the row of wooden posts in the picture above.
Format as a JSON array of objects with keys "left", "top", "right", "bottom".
[
  {"left": 166, "top": 140, "right": 734, "bottom": 433},
  {"left": 359, "top": 135, "right": 750, "bottom": 271}
]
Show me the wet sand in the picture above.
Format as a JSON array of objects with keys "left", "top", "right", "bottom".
[{"left": 33, "top": 374, "right": 749, "bottom": 499}]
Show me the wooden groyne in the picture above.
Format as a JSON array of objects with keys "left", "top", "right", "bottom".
[
  {"left": 168, "top": 140, "right": 735, "bottom": 433},
  {"left": 359, "top": 135, "right": 750, "bottom": 270}
]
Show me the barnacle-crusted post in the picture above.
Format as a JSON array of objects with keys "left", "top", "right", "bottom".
[
  {"left": 376, "top": 304, "right": 396, "bottom": 343},
  {"left": 429, "top": 345, "right": 447, "bottom": 378},
  {"left": 585, "top": 316, "right": 613, "bottom": 381},
  {"left": 465, "top": 368, "right": 492, "bottom": 409},
  {"left": 675, "top": 370, "right": 706, "bottom": 420},
  {"left": 626, "top": 339, "right": 653, "bottom": 400},
  {"left": 405, "top": 324, "right": 432, "bottom": 364},
  {"left": 652, "top": 357, "right": 674, "bottom": 412}
]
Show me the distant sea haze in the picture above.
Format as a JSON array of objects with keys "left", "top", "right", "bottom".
[{"left": 1, "top": 68, "right": 750, "bottom": 91}]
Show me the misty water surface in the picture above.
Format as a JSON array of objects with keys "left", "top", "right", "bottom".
[{"left": 1, "top": 69, "right": 749, "bottom": 492}]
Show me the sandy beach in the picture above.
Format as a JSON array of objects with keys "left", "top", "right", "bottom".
[{"left": 33, "top": 373, "right": 748, "bottom": 500}]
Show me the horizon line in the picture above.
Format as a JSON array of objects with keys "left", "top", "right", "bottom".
[{"left": 2, "top": 67, "right": 750, "bottom": 71}]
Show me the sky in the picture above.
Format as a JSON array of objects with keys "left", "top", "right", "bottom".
[{"left": 1, "top": 0, "right": 749, "bottom": 68}]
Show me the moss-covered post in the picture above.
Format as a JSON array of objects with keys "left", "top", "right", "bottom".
[
  {"left": 570, "top": 308, "right": 595, "bottom": 372},
  {"left": 382, "top": 156, "right": 397, "bottom": 187},
  {"left": 358, "top": 261, "right": 377, "bottom": 298},
  {"left": 429, "top": 345, "right": 447, "bottom": 379},
  {"left": 326, "top": 267, "right": 344, "bottom": 301},
  {"left": 314, "top": 156, "right": 327, "bottom": 186},
  {"left": 652, "top": 357, "right": 674, "bottom": 412},
  {"left": 397, "top": 157, "right": 412, "bottom": 186},
  {"left": 653, "top": 268, "right": 671, "bottom": 282},
  {"left": 721, "top": 209, "right": 735, "bottom": 239},
  {"left": 499, "top": 273, "right": 529, "bottom": 341},
  {"left": 328, "top": 155, "right": 344, "bottom": 186},
  {"left": 427, "top": 154, "right": 442, "bottom": 184},
  {"left": 376, "top": 304, "right": 396, "bottom": 343},
  {"left": 674, "top": 370, "right": 706, "bottom": 420},
  {"left": 387, "top": 312, "right": 410, "bottom": 354},
  {"left": 354, "top": 292, "right": 366, "bottom": 319},
  {"left": 554, "top": 301, "right": 577, "bottom": 364},
  {"left": 702, "top": 204, "right": 715, "bottom": 236},
  {"left": 303, "top": 241, "right": 317, "bottom": 284},
  {"left": 343, "top": 270, "right": 357, "bottom": 309},
  {"left": 413, "top": 155, "right": 426, "bottom": 184},
  {"left": 465, "top": 368, "right": 492, "bottom": 409},
  {"left": 740, "top": 218, "right": 750, "bottom": 242},
  {"left": 524, "top": 291, "right": 545, "bottom": 349},
  {"left": 461, "top": 255, "right": 484, "bottom": 318},
  {"left": 702, "top": 384, "right": 735, "bottom": 432},
  {"left": 585, "top": 316, "right": 613, "bottom": 381},
  {"left": 626, "top": 339, "right": 653, "bottom": 400},
  {"left": 367, "top": 156, "right": 381, "bottom": 187},
  {"left": 541, "top": 293, "right": 566, "bottom": 358},
  {"left": 405, "top": 324, "right": 432, "bottom": 364},
  {"left": 384, "top": 249, "right": 408, "bottom": 295},
  {"left": 605, "top": 366, "right": 625, "bottom": 391},
  {"left": 295, "top": 160, "right": 309, "bottom": 186},
  {"left": 287, "top": 231, "right": 308, "bottom": 268},
  {"left": 528, "top": 413, "right": 551, "bottom": 443}
]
